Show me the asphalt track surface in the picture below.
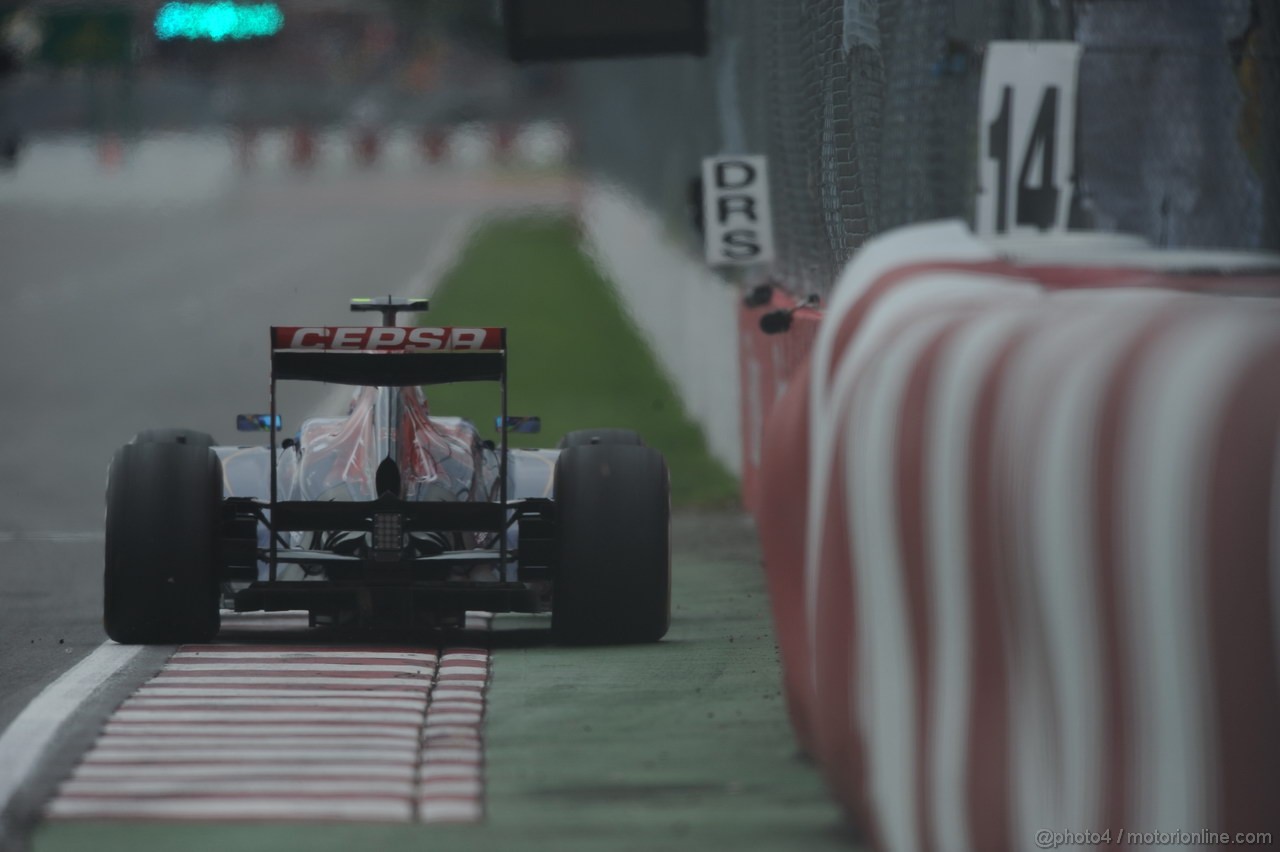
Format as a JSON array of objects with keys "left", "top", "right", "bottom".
[{"left": 0, "top": 170, "right": 854, "bottom": 851}]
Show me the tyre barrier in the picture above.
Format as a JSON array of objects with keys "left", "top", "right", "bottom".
[
  {"left": 738, "top": 284, "right": 821, "bottom": 515},
  {"left": 755, "top": 221, "right": 1280, "bottom": 851}
]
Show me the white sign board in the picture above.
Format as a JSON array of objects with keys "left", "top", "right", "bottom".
[
  {"left": 703, "top": 155, "right": 775, "bottom": 266},
  {"left": 976, "top": 41, "right": 1082, "bottom": 236}
]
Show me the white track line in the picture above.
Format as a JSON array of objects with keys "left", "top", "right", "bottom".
[{"left": 0, "top": 642, "right": 141, "bottom": 817}]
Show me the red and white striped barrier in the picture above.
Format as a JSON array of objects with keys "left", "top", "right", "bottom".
[{"left": 755, "top": 222, "right": 1280, "bottom": 851}]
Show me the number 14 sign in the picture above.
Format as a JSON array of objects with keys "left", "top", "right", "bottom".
[{"left": 976, "top": 41, "right": 1082, "bottom": 236}]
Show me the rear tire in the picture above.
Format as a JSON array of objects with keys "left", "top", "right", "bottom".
[
  {"left": 132, "top": 428, "right": 215, "bottom": 449},
  {"left": 104, "top": 442, "right": 222, "bottom": 644},
  {"left": 556, "top": 428, "right": 644, "bottom": 449},
  {"left": 552, "top": 444, "right": 670, "bottom": 644}
]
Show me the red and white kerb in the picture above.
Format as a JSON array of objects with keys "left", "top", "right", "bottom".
[{"left": 46, "top": 611, "right": 493, "bottom": 823}]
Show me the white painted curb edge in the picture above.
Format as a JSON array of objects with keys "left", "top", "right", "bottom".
[{"left": 0, "top": 643, "right": 142, "bottom": 816}]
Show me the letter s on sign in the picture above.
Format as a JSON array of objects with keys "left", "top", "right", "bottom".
[
  {"left": 723, "top": 230, "right": 762, "bottom": 259},
  {"left": 289, "top": 327, "right": 327, "bottom": 349}
]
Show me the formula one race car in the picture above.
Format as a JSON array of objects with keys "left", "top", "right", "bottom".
[{"left": 103, "top": 298, "right": 670, "bottom": 645}]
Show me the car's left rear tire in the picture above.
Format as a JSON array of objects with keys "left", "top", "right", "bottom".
[{"left": 104, "top": 441, "right": 222, "bottom": 644}]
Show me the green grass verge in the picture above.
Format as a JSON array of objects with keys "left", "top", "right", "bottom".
[{"left": 421, "top": 216, "right": 737, "bottom": 507}]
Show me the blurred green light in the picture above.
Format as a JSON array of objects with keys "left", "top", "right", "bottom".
[{"left": 154, "top": 2, "right": 283, "bottom": 42}]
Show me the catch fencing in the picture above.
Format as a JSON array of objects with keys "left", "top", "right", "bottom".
[{"left": 571, "top": 0, "right": 1280, "bottom": 298}]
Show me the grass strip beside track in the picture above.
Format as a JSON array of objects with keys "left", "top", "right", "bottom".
[{"left": 418, "top": 216, "right": 738, "bottom": 507}]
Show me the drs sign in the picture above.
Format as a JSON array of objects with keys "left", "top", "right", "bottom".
[{"left": 703, "top": 155, "right": 775, "bottom": 266}]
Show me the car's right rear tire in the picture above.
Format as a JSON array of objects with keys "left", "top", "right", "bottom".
[
  {"left": 104, "top": 441, "right": 222, "bottom": 644},
  {"left": 131, "top": 428, "right": 215, "bottom": 449},
  {"left": 556, "top": 428, "right": 644, "bottom": 449},
  {"left": 552, "top": 443, "right": 670, "bottom": 644}
]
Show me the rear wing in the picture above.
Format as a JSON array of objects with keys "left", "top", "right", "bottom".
[{"left": 270, "top": 326, "right": 506, "bottom": 386}]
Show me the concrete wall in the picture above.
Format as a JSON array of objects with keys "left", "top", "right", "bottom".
[{"left": 578, "top": 182, "right": 743, "bottom": 478}]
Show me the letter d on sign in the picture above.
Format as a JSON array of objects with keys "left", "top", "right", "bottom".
[
  {"left": 715, "top": 160, "right": 756, "bottom": 190},
  {"left": 703, "top": 154, "right": 775, "bottom": 267}
]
